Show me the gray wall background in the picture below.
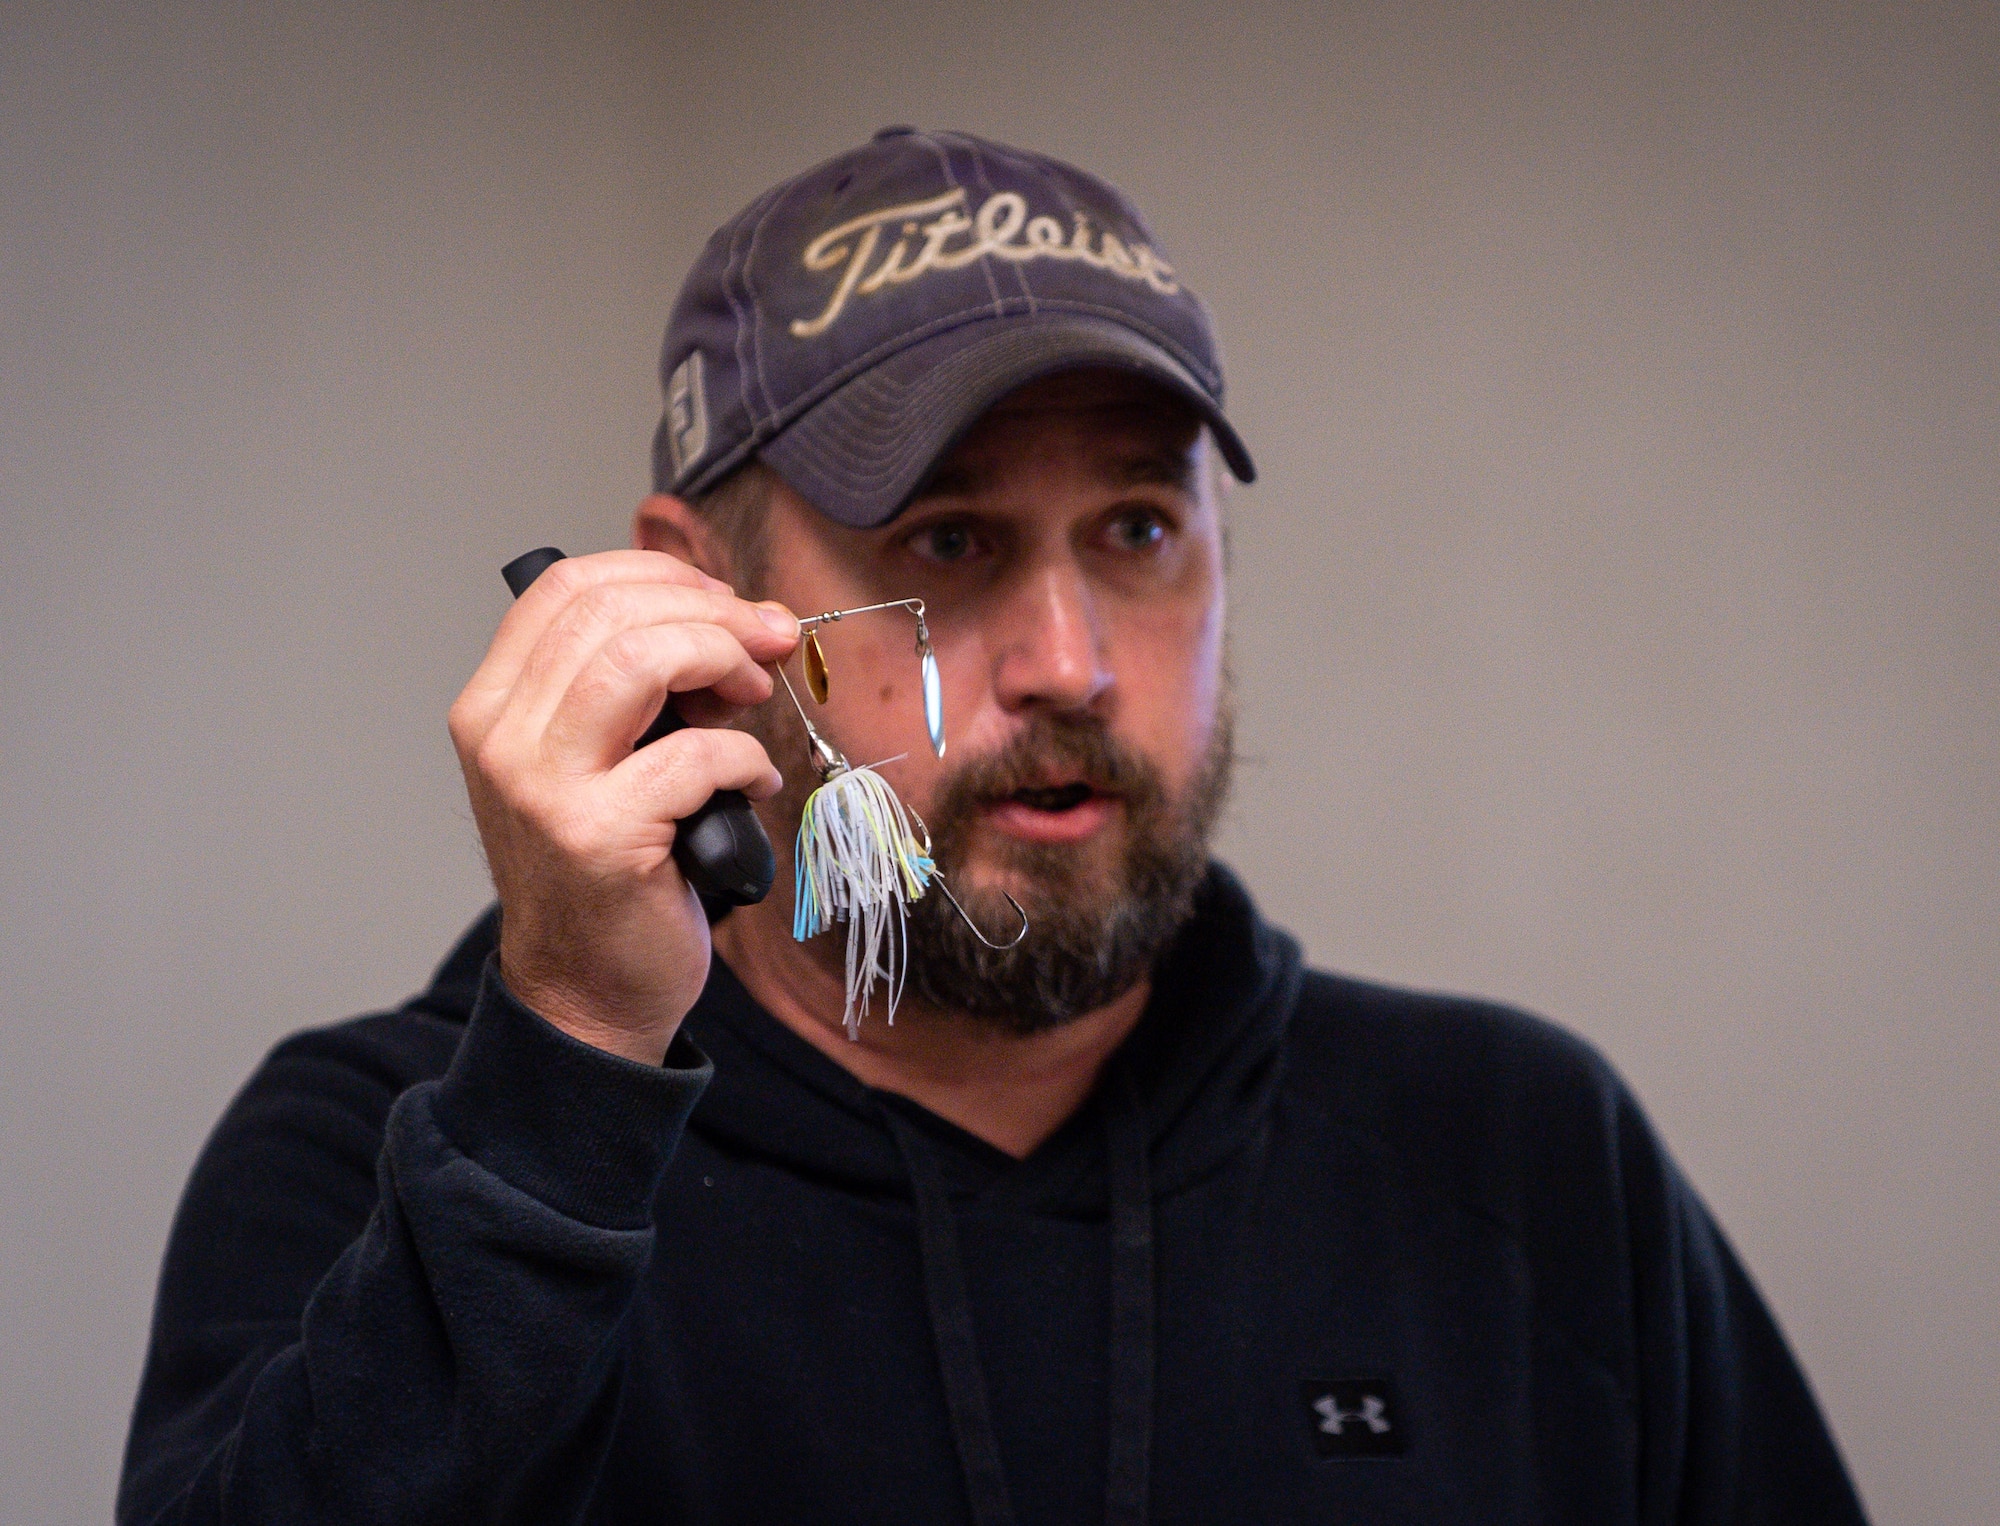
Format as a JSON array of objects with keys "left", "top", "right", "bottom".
[{"left": 3, "top": 1, "right": 1993, "bottom": 1518}]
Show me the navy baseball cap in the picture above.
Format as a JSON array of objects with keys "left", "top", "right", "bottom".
[{"left": 651, "top": 126, "right": 1255, "bottom": 528}]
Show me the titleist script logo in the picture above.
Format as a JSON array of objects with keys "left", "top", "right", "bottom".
[
  {"left": 788, "top": 187, "right": 1180, "bottom": 339},
  {"left": 1301, "top": 1378, "right": 1406, "bottom": 1459}
]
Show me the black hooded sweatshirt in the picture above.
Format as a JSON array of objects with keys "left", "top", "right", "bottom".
[{"left": 120, "top": 866, "right": 1866, "bottom": 1524}]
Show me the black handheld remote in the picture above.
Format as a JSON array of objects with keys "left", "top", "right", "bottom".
[{"left": 500, "top": 547, "right": 776, "bottom": 907}]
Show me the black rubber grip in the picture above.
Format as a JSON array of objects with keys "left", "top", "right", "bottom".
[{"left": 500, "top": 547, "right": 775, "bottom": 907}]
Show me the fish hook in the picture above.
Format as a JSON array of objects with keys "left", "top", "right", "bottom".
[{"left": 905, "top": 807, "right": 1030, "bottom": 950}]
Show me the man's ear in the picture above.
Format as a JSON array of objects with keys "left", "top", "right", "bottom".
[{"left": 634, "top": 493, "right": 729, "bottom": 581}]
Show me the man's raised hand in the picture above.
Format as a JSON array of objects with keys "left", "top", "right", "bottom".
[{"left": 448, "top": 549, "right": 798, "bottom": 1065}]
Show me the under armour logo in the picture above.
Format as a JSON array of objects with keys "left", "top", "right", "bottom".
[
  {"left": 1301, "top": 1379, "right": 1406, "bottom": 1458},
  {"left": 1314, "top": 1392, "right": 1391, "bottom": 1435}
]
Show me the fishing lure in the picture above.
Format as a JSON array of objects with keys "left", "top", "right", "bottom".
[{"left": 779, "top": 599, "right": 1024, "bottom": 1036}]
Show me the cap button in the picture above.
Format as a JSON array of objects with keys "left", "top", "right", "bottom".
[{"left": 873, "top": 124, "right": 919, "bottom": 140}]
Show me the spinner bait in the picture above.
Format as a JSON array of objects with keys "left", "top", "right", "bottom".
[{"left": 779, "top": 599, "right": 1025, "bottom": 1036}]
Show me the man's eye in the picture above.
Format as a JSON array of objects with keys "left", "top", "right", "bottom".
[
  {"left": 913, "top": 523, "right": 978, "bottom": 562},
  {"left": 1108, "top": 511, "right": 1167, "bottom": 552}
]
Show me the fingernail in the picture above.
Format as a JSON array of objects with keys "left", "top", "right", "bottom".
[{"left": 758, "top": 604, "right": 797, "bottom": 637}]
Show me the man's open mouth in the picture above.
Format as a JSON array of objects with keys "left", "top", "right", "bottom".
[{"left": 1007, "top": 783, "right": 1098, "bottom": 812}]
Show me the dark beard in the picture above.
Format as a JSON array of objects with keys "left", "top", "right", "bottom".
[{"left": 900, "top": 699, "right": 1234, "bottom": 1034}]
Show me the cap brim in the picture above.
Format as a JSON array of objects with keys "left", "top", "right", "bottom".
[{"left": 758, "top": 312, "right": 1256, "bottom": 528}]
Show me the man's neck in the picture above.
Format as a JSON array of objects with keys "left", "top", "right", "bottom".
[{"left": 710, "top": 908, "right": 1149, "bottom": 1160}]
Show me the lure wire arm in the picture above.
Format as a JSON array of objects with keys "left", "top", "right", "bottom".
[
  {"left": 797, "top": 597, "right": 927, "bottom": 634},
  {"left": 799, "top": 598, "right": 934, "bottom": 666}
]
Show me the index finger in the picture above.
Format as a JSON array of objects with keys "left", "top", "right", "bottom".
[{"left": 460, "top": 549, "right": 729, "bottom": 723}]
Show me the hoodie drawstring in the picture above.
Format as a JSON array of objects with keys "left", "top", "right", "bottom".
[
  {"left": 884, "top": 1060, "right": 1155, "bottom": 1526},
  {"left": 887, "top": 1107, "right": 1020, "bottom": 1526}
]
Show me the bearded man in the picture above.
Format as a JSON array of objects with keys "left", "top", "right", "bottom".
[{"left": 120, "top": 128, "right": 1867, "bottom": 1525}]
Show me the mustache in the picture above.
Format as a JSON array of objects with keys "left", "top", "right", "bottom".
[{"left": 926, "top": 711, "right": 1165, "bottom": 812}]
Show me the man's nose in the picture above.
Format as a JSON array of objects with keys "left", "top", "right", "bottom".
[{"left": 990, "top": 561, "right": 1113, "bottom": 715}]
